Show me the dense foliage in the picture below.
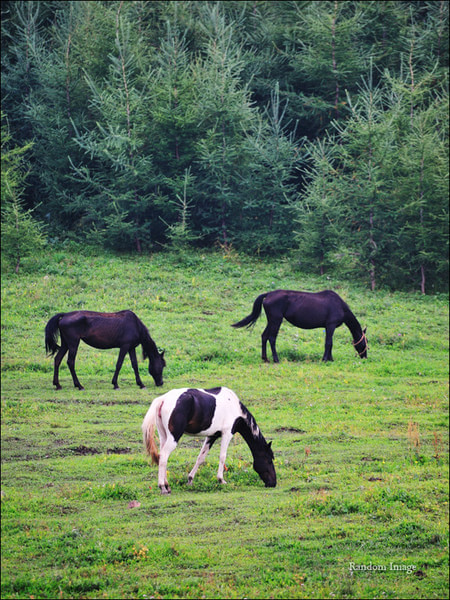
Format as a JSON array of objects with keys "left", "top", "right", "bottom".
[{"left": 1, "top": 1, "right": 448, "bottom": 292}]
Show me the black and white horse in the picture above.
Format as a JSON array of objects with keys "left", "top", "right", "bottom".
[{"left": 142, "top": 387, "right": 276, "bottom": 494}]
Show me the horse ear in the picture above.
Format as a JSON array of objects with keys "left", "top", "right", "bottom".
[
  {"left": 268, "top": 441, "right": 272, "bottom": 448},
  {"left": 363, "top": 327, "right": 367, "bottom": 334}
]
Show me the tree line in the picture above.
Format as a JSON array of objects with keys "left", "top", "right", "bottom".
[{"left": 1, "top": 0, "right": 448, "bottom": 292}]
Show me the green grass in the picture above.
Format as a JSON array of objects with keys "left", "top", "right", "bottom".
[{"left": 1, "top": 249, "right": 449, "bottom": 599}]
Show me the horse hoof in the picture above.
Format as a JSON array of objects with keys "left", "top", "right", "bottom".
[
  {"left": 139, "top": 385, "right": 146, "bottom": 389},
  {"left": 55, "top": 385, "right": 62, "bottom": 390},
  {"left": 187, "top": 477, "right": 193, "bottom": 486}
]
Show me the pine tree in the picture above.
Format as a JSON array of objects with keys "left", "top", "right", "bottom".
[
  {"left": 192, "top": 3, "right": 255, "bottom": 246},
  {"left": 69, "top": 1, "right": 159, "bottom": 252},
  {"left": 1, "top": 114, "right": 45, "bottom": 273}
]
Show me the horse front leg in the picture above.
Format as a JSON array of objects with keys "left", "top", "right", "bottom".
[
  {"left": 53, "top": 343, "right": 68, "bottom": 390},
  {"left": 128, "top": 347, "right": 145, "bottom": 388},
  {"left": 67, "top": 342, "right": 84, "bottom": 390},
  {"left": 323, "top": 324, "right": 337, "bottom": 362},
  {"left": 188, "top": 433, "right": 220, "bottom": 485},
  {"left": 112, "top": 347, "right": 128, "bottom": 389},
  {"left": 216, "top": 431, "right": 233, "bottom": 484}
]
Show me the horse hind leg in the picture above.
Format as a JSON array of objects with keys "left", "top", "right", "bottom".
[
  {"left": 262, "top": 318, "right": 283, "bottom": 363},
  {"left": 188, "top": 433, "right": 220, "bottom": 485},
  {"left": 53, "top": 342, "right": 68, "bottom": 390},
  {"left": 158, "top": 437, "right": 178, "bottom": 495},
  {"left": 67, "top": 341, "right": 84, "bottom": 390}
]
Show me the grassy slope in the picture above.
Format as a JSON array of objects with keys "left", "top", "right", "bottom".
[{"left": 1, "top": 249, "right": 448, "bottom": 599}]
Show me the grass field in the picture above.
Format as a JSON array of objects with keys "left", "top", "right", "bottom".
[{"left": 1, "top": 249, "right": 448, "bottom": 599}]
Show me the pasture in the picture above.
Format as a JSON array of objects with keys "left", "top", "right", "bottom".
[{"left": 1, "top": 249, "right": 448, "bottom": 599}]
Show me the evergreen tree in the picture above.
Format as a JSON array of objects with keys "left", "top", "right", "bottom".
[
  {"left": 192, "top": 3, "right": 255, "bottom": 246},
  {"left": 239, "top": 83, "right": 302, "bottom": 254},
  {"left": 1, "top": 114, "right": 45, "bottom": 273},
  {"left": 69, "top": 1, "right": 159, "bottom": 252},
  {"left": 295, "top": 136, "right": 344, "bottom": 275}
]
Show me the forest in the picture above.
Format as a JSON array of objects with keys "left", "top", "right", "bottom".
[{"left": 1, "top": 0, "right": 449, "bottom": 293}]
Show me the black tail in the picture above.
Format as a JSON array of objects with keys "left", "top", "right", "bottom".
[
  {"left": 232, "top": 293, "right": 268, "bottom": 329},
  {"left": 45, "top": 313, "right": 65, "bottom": 355}
]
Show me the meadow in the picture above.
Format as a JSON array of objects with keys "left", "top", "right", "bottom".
[{"left": 1, "top": 249, "right": 448, "bottom": 599}]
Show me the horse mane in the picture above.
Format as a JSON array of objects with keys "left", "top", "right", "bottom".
[
  {"left": 137, "top": 318, "right": 159, "bottom": 359},
  {"left": 233, "top": 402, "right": 268, "bottom": 451},
  {"left": 342, "top": 304, "right": 364, "bottom": 339}
]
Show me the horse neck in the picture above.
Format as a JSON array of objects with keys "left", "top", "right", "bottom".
[
  {"left": 234, "top": 407, "right": 265, "bottom": 458},
  {"left": 140, "top": 325, "right": 159, "bottom": 358},
  {"left": 343, "top": 309, "right": 363, "bottom": 341}
]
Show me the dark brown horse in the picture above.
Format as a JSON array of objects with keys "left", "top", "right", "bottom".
[
  {"left": 45, "top": 310, "right": 166, "bottom": 390},
  {"left": 232, "top": 290, "right": 367, "bottom": 362}
]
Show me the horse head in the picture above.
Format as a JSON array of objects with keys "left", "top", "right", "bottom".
[
  {"left": 253, "top": 440, "right": 276, "bottom": 487},
  {"left": 354, "top": 327, "right": 368, "bottom": 359},
  {"left": 149, "top": 349, "right": 166, "bottom": 387}
]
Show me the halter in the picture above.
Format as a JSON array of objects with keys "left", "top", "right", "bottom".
[{"left": 352, "top": 332, "right": 368, "bottom": 357}]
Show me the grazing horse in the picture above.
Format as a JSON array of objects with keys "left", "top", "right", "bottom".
[
  {"left": 232, "top": 289, "right": 367, "bottom": 363},
  {"left": 45, "top": 310, "right": 165, "bottom": 390},
  {"left": 142, "top": 386, "right": 276, "bottom": 494}
]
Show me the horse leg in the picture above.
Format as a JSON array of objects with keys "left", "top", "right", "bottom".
[
  {"left": 323, "top": 324, "right": 337, "bottom": 362},
  {"left": 53, "top": 341, "right": 68, "bottom": 390},
  {"left": 67, "top": 341, "right": 84, "bottom": 390},
  {"left": 262, "top": 318, "right": 283, "bottom": 363},
  {"left": 128, "top": 347, "right": 145, "bottom": 388},
  {"left": 188, "top": 433, "right": 220, "bottom": 485},
  {"left": 216, "top": 431, "right": 233, "bottom": 483},
  {"left": 112, "top": 347, "right": 128, "bottom": 389},
  {"left": 158, "top": 437, "right": 178, "bottom": 495}
]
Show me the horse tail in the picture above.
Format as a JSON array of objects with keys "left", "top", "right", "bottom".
[
  {"left": 142, "top": 397, "right": 161, "bottom": 465},
  {"left": 45, "top": 313, "right": 66, "bottom": 355},
  {"left": 232, "top": 293, "right": 268, "bottom": 329}
]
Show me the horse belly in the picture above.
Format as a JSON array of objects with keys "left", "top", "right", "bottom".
[
  {"left": 185, "top": 423, "right": 220, "bottom": 437},
  {"left": 81, "top": 335, "right": 118, "bottom": 350},
  {"left": 284, "top": 313, "right": 326, "bottom": 329}
]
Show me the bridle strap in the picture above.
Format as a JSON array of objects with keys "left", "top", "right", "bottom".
[{"left": 352, "top": 333, "right": 368, "bottom": 356}]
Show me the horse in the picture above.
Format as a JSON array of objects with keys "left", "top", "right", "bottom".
[
  {"left": 45, "top": 310, "right": 166, "bottom": 390},
  {"left": 142, "top": 386, "right": 276, "bottom": 494},
  {"left": 232, "top": 289, "right": 367, "bottom": 363}
]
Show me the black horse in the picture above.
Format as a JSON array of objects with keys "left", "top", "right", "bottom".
[
  {"left": 45, "top": 310, "right": 166, "bottom": 390},
  {"left": 232, "top": 290, "right": 367, "bottom": 362}
]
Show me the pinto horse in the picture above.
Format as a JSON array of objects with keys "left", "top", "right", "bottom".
[
  {"left": 45, "top": 310, "right": 165, "bottom": 390},
  {"left": 142, "top": 386, "right": 276, "bottom": 494},
  {"left": 232, "top": 289, "right": 367, "bottom": 363}
]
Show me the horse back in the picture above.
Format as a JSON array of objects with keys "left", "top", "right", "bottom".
[
  {"left": 264, "top": 289, "right": 347, "bottom": 328},
  {"left": 164, "top": 387, "right": 239, "bottom": 441},
  {"left": 58, "top": 310, "right": 140, "bottom": 349}
]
